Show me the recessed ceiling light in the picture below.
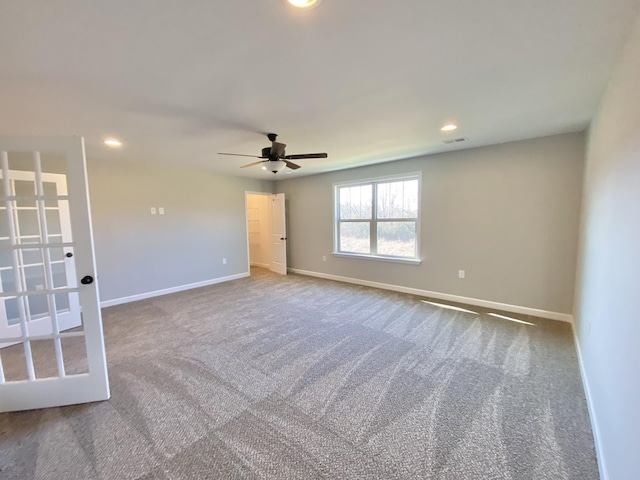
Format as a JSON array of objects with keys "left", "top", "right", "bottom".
[
  {"left": 440, "top": 124, "right": 458, "bottom": 132},
  {"left": 104, "top": 138, "right": 122, "bottom": 147},
  {"left": 287, "top": 0, "right": 322, "bottom": 9}
]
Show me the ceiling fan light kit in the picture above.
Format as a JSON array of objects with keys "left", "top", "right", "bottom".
[
  {"left": 218, "top": 133, "right": 328, "bottom": 174},
  {"left": 264, "top": 160, "right": 288, "bottom": 173},
  {"left": 287, "top": 0, "right": 322, "bottom": 9}
]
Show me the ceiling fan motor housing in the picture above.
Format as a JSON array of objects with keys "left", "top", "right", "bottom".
[{"left": 219, "top": 132, "right": 327, "bottom": 172}]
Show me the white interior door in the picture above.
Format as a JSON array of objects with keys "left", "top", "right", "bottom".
[
  {"left": 0, "top": 136, "right": 109, "bottom": 412},
  {"left": 270, "top": 193, "right": 287, "bottom": 275}
]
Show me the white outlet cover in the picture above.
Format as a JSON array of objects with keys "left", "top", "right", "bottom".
[
  {"left": 150, "top": 207, "right": 156, "bottom": 215},
  {"left": 159, "top": 207, "right": 165, "bottom": 215}
]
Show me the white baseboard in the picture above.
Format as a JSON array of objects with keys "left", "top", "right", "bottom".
[
  {"left": 289, "top": 268, "right": 573, "bottom": 323},
  {"left": 100, "top": 272, "right": 250, "bottom": 308},
  {"left": 572, "top": 324, "right": 609, "bottom": 480}
]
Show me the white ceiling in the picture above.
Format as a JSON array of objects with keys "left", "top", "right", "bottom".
[{"left": 1, "top": 0, "right": 639, "bottom": 178}]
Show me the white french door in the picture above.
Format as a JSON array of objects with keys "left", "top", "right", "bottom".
[
  {"left": 0, "top": 136, "right": 109, "bottom": 412},
  {"left": 270, "top": 193, "right": 287, "bottom": 275}
]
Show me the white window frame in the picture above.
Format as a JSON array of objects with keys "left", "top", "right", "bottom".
[{"left": 333, "top": 172, "right": 422, "bottom": 265}]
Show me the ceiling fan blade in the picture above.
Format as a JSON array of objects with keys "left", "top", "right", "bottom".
[
  {"left": 284, "top": 160, "right": 301, "bottom": 170},
  {"left": 240, "top": 160, "right": 266, "bottom": 168},
  {"left": 284, "top": 153, "right": 328, "bottom": 160},
  {"left": 218, "top": 152, "right": 262, "bottom": 158},
  {"left": 271, "top": 142, "right": 287, "bottom": 157}
]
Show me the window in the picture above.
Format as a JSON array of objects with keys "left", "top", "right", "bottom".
[{"left": 334, "top": 174, "right": 420, "bottom": 263}]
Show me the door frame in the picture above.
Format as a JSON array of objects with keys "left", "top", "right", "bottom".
[{"left": 244, "top": 191, "right": 273, "bottom": 274}]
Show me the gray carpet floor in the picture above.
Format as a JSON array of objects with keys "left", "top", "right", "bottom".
[{"left": 0, "top": 268, "right": 598, "bottom": 479}]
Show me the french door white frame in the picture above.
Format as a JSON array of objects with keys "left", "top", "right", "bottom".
[{"left": 0, "top": 135, "right": 109, "bottom": 412}]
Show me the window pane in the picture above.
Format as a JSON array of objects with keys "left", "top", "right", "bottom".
[
  {"left": 16, "top": 207, "right": 41, "bottom": 238},
  {"left": 27, "top": 293, "right": 49, "bottom": 319},
  {"left": 5, "top": 297, "right": 20, "bottom": 326},
  {"left": 377, "top": 179, "right": 418, "bottom": 219},
  {"left": 339, "top": 184, "right": 372, "bottom": 220},
  {"left": 62, "top": 334, "right": 89, "bottom": 376},
  {"left": 20, "top": 248, "right": 41, "bottom": 266},
  {"left": 14, "top": 180, "right": 36, "bottom": 197},
  {"left": 377, "top": 222, "right": 416, "bottom": 257},
  {"left": 45, "top": 208, "right": 62, "bottom": 236},
  {"left": 339, "top": 222, "right": 370, "bottom": 254},
  {"left": 56, "top": 292, "right": 71, "bottom": 313},
  {"left": 1, "top": 268, "right": 16, "bottom": 293},
  {"left": 52, "top": 261, "right": 68, "bottom": 288},
  {"left": 42, "top": 181, "right": 58, "bottom": 196},
  {"left": 24, "top": 264, "right": 46, "bottom": 292}
]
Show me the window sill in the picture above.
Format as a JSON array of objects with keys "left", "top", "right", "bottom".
[{"left": 332, "top": 252, "right": 422, "bottom": 265}]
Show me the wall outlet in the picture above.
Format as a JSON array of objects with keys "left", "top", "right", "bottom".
[
  {"left": 150, "top": 207, "right": 157, "bottom": 215},
  {"left": 458, "top": 270, "right": 465, "bottom": 279},
  {"left": 222, "top": 258, "right": 227, "bottom": 265},
  {"left": 159, "top": 207, "right": 165, "bottom": 215},
  {"left": 322, "top": 255, "right": 327, "bottom": 262}
]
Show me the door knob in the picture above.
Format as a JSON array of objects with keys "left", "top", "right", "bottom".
[
  {"left": 65, "top": 252, "right": 73, "bottom": 258},
  {"left": 80, "top": 275, "right": 94, "bottom": 285}
]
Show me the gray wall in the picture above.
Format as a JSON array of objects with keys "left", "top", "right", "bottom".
[
  {"left": 276, "top": 133, "right": 585, "bottom": 314},
  {"left": 575, "top": 13, "right": 640, "bottom": 480},
  {"left": 87, "top": 159, "right": 273, "bottom": 303}
]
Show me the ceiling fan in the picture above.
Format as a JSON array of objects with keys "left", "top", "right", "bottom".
[{"left": 218, "top": 133, "right": 328, "bottom": 173}]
